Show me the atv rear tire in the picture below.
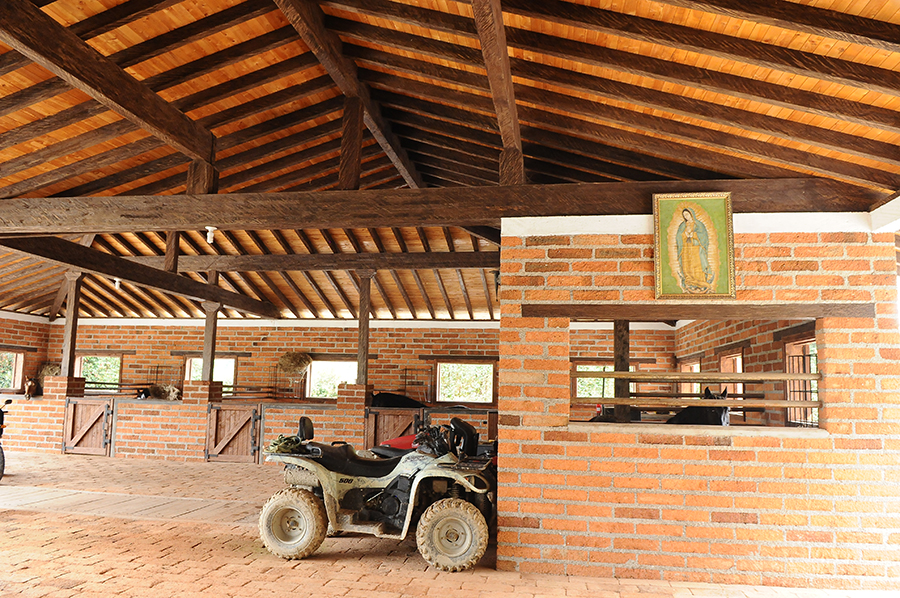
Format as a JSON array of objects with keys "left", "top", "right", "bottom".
[
  {"left": 416, "top": 498, "right": 488, "bottom": 572},
  {"left": 259, "top": 487, "right": 327, "bottom": 559},
  {"left": 0, "top": 445, "right": 5, "bottom": 482}
]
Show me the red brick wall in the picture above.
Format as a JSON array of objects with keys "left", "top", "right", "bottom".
[
  {"left": 0, "top": 314, "right": 51, "bottom": 389},
  {"left": 497, "top": 227, "right": 900, "bottom": 590}
]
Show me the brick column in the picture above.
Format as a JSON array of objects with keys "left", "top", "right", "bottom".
[
  {"left": 181, "top": 380, "right": 222, "bottom": 405},
  {"left": 336, "top": 383, "right": 369, "bottom": 447},
  {"left": 497, "top": 234, "right": 573, "bottom": 573}
]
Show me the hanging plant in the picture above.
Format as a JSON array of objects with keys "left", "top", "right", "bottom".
[{"left": 277, "top": 352, "right": 312, "bottom": 376}]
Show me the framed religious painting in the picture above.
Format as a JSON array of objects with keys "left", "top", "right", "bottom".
[{"left": 653, "top": 191, "right": 735, "bottom": 299}]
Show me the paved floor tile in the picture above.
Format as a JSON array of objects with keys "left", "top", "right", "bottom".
[{"left": 1, "top": 451, "right": 898, "bottom": 597}]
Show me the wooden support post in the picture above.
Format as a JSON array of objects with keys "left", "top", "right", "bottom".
[
  {"left": 200, "top": 270, "right": 220, "bottom": 382},
  {"left": 59, "top": 271, "right": 84, "bottom": 377},
  {"left": 168, "top": 159, "right": 220, "bottom": 273},
  {"left": 339, "top": 96, "right": 363, "bottom": 191},
  {"left": 357, "top": 269, "right": 375, "bottom": 387},
  {"left": 613, "top": 319, "right": 631, "bottom": 423}
]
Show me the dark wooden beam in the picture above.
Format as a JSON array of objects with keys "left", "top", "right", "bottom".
[
  {"left": 522, "top": 303, "right": 877, "bottom": 321},
  {"left": 472, "top": 0, "right": 524, "bottom": 185},
  {"left": 272, "top": 0, "right": 423, "bottom": 188},
  {"left": 0, "top": 0, "right": 214, "bottom": 163},
  {"left": 655, "top": 0, "right": 900, "bottom": 55},
  {"left": 0, "top": 179, "right": 885, "bottom": 234},
  {"left": 0, "top": 236, "right": 281, "bottom": 318},
  {"left": 613, "top": 320, "right": 631, "bottom": 422},
  {"left": 502, "top": 0, "right": 900, "bottom": 96},
  {"left": 339, "top": 96, "right": 364, "bottom": 190},
  {"left": 59, "top": 271, "right": 84, "bottom": 377},
  {"left": 357, "top": 269, "right": 374, "bottom": 385}
]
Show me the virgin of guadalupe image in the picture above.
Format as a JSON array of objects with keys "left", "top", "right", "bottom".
[{"left": 675, "top": 207, "right": 715, "bottom": 293}]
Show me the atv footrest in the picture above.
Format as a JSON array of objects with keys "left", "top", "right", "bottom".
[{"left": 335, "top": 510, "right": 404, "bottom": 540}]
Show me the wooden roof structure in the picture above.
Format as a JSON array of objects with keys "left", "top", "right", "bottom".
[{"left": 0, "top": 0, "right": 897, "bottom": 321}]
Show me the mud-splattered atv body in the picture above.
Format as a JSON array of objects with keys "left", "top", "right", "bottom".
[{"left": 260, "top": 416, "right": 495, "bottom": 572}]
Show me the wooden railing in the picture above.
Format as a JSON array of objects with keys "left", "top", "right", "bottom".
[{"left": 571, "top": 371, "right": 822, "bottom": 410}]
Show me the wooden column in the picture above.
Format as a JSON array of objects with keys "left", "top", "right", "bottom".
[
  {"left": 356, "top": 269, "right": 375, "bottom": 386},
  {"left": 168, "top": 159, "right": 219, "bottom": 273},
  {"left": 339, "top": 96, "right": 364, "bottom": 191},
  {"left": 59, "top": 271, "right": 84, "bottom": 377},
  {"left": 613, "top": 319, "right": 631, "bottom": 423},
  {"left": 200, "top": 270, "right": 220, "bottom": 382}
]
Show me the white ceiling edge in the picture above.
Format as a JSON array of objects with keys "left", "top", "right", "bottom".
[
  {"left": 870, "top": 194, "right": 900, "bottom": 232},
  {"left": 502, "top": 212, "right": 874, "bottom": 237}
]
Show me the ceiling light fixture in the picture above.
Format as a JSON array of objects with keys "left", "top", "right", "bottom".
[
  {"left": 114, "top": 278, "right": 121, "bottom": 290},
  {"left": 205, "top": 226, "right": 217, "bottom": 244}
]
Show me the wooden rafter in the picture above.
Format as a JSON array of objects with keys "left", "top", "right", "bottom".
[
  {"left": 272, "top": 0, "right": 422, "bottom": 188},
  {"left": 0, "top": 0, "right": 215, "bottom": 164},
  {"left": 0, "top": 236, "right": 280, "bottom": 318}
]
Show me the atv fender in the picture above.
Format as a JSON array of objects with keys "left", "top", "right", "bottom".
[
  {"left": 398, "top": 465, "right": 491, "bottom": 539},
  {"left": 266, "top": 453, "right": 342, "bottom": 529}
]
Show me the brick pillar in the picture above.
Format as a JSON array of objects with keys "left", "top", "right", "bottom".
[
  {"left": 497, "top": 234, "right": 573, "bottom": 573},
  {"left": 181, "top": 380, "right": 222, "bottom": 405},
  {"left": 4, "top": 376, "right": 83, "bottom": 452},
  {"left": 336, "top": 383, "right": 369, "bottom": 447}
]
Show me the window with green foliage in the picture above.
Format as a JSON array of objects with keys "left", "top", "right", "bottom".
[
  {"left": 0, "top": 351, "right": 24, "bottom": 390},
  {"left": 574, "top": 363, "right": 636, "bottom": 399},
  {"left": 306, "top": 360, "right": 356, "bottom": 398},
  {"left": 436, "top": 362, "right": 494, "bottom": 404},
  {"left": 187, "top": 357, "right": 236, "bottom": 386},
  {"left": 76, "top": 355, "right": 121, "bottom": 389}
]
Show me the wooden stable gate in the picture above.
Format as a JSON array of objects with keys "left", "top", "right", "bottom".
[
  {"left": 63, "top": 397, "right": 112, "bottom": 456},
  {"left": 205, "top": 403, "right": 261, "bottom": 463},
  {"left": 365, "top": 407, "right": 424, "bottom": 448}
]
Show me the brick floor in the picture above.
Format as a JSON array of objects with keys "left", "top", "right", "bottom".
[{"left": 0, "top": 451, "right": 896, "bottom": 598}]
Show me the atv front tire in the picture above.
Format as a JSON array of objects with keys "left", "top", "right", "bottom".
[
  {"left": 416, "top": 498, "right": 488, "bottom": 572},
  {"left": 259, "top": 487, "right": 327, "bottom": 559},
  {"left": 0, "top": 445, "right": 5, "bottom": 481}
]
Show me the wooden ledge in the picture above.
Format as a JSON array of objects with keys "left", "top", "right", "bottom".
[{"left": 522, "top": 302, "right": 876, "bottom": 321}]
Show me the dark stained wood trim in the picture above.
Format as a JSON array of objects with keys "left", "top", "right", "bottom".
[
  {"left": 272, "top": 0, "right": 423, "bottom": 188},
  {"left": 0, "top": 344, "right": 38, "bottom": 353},
  {"left": 0, "top": 178, "right": 884, "bottom": 234},
  {"left": 48, "top": 234, "right": 95, "bottom": 322},
  {"left": 472, "top": 0, "right": 524, "bottom": 185},
  {"left": 418, "top": 354, "right": 499, "bottom": 361},
  {"left": 772, "top": 321, "right": 818, "bottom": 343},
  {"left": 0, "top": 0, "right": 214, "bottom": 163},
  {"left": 339, "top": 96, "right": 364, "bottom": 190},
  {"left": 170, "top": 351, "right": 253, "bottom": 358},
  {"left": 0, "top": 237, "right": 281, "bottom": 318},
  {"left": 522, "top": 303, "right": 876, "bottom": 321}
]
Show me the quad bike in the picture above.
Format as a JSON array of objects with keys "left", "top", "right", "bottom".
[
  {"left": 0, "top": 399, "right": 10, "bottom": 481},
  {"left": 260, "top": 416, "right": 496, "bottom": 572}
]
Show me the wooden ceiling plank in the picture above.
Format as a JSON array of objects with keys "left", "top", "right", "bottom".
[
  {"left": 199, "top": 75, "right": 336, "bottom": 131},
  {"left": 0, "top": 0, "right": 214, "bottom": 164},
  {"left": 57, "top": 154, "right": 189, "bottom": 198},
  {"left": 109, "top": 0, "right": 275, "bottom": 71},
  {"left": 0, "top": 101, "right": 106, "bottom": 147},
  {"left": 0, "top": 236, "right": 280, "bottom": 318},
  {"left": 521, "top": 134, "right": 671, "bottom": 182},
  {"left": 520, "top": 127, "right": 718, "bottom": 181},
  {"left": 516, "top": 85, "right": 900, "bottom": 190},
  {"left": 506, "top": 27, "right": 900, "bottom": 137},
  {"left": 404, "top": 139, "right": 499, "bottom": 173},
  {"left": 392, "top": 227, "right": 435, "bottom": 318},
  {"left": 472, "top": 0, "right": 524, "bottom": 185},
  {"left": 417, "top": 164, "right": 496, "bottom": 187},
  {"left": 69, "top": 0, "right": 185, "bottom": 39},
  {"left": 300, "top": 229, "right": 356, "bottom": 318},
  {"left": 270, "top": 230, "right": 322, "bottom": 317},
  {"left": 345, "top": 44, "right": 490, "bottom": 93},
  {"left": 502, "top": 0, "right": 900, "bottom": 96},
  {"left": 0, "top": 137, "right": 165, "bottom": 200},
  {"left": 408, "top": 152, "right": 499, "bottom": 184},
  {"left": 392, "top": 124, "right": 502, "bottom": 162},
  {"left": 215, "top": 96, "right": 344, "bottom": 153},
  {"left": 272, "top": 0, "right": 423, "bottom": 188},
  {"left": 369, "top": 86, "right": 500, "bottom": 133},
  {"left": 322, "top": 0, "right": 476, "bottom": 38},
  {"left": 432, "top": 269, "right": 455, "bottom": 320},
  {"left": 240, "top": 148, "right": 386, "bottom": 194},
  {"left": 524, "top": 156, "right": 614, "bottom": 184},
  {"left": 512, "top": 57, "right": 900, "bottom": 170},
  {"left": 244, "top": 230, "right": 303, "bottom": 318},
  {"left": 215, "top": 231, "right": 276, "bottom": 305},
  {"left": 0, "top": 120, "right": 137, "bottom": 180},
  {"left": 388, "top": 110, "right": 501, "bottom": 150},
  {"left": 3, "top": 179, "right": 886, "bottom": 235},
  {"left": 220, "top": 137, "right": 344, "bottom": 191},
  {"left": 367, "top": 227, "right": 417, "bottom": 319},
  {"left": 456, "top": 269, "right": 474, "bottom": 319},
  {"left": 653, "top": 0, "right": 900, "bottom": 55},
  {"left": 518, "top": 105, "right": 800, "bottom": 182}
]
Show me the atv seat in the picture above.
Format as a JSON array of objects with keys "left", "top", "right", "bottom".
[
  {"left": 307, "top": 442, "right": 406, "bottom": 478},
  {"left": 369, "top": 445, "right": 414, "bottom": 459}
]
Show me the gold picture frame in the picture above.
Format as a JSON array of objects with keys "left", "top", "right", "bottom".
[{"left": 653, "top": 191, "right": 735, "bottom": 299}]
